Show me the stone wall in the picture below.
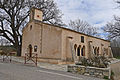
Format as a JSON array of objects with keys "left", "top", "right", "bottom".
[
  {"left": 67, "top": 65, "right": 111, "bottom": 79},
  {"left": 109, "top": 60, "right": 120, "bottom": 80}
]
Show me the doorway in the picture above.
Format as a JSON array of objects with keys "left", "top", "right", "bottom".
[{"left": 28, "top": 44, "right": 32, "bottom": 57}]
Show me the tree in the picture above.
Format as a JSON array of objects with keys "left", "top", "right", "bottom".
[
  {"left": 110, "top": 38, "right": 120, "bottom": 47},
  {"left": 104, "top": 16, "right": 120, "bottom": 40},
  {"left": 0, "top": 0, "right": 63, "bottom": 56},
  {"left": 0, "top": 37, "right": 11, "bottom": 46},
  {"left": 103, "top": 1, "right": 120, "bottom": 40},
  {"left": 69, "top": 19, "right": 98, "bottom": 36}
]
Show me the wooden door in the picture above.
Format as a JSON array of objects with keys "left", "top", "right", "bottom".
[{"left": 28, "top": 44, "right": 32, "bottom": 57}]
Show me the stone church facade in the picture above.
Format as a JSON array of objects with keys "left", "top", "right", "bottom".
[{"left": 21, "top": 8, "right": 113, "bottom": 64}]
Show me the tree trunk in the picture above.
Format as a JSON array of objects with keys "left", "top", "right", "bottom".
[{"left": 16, "top": 45, "right": 21, "bottom": 56}]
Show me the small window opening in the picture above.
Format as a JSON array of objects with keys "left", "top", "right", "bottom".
[
  {"left": 37, "top": 15, "right": 40, "bottom": 17},
  {"left": 30, "top": 25, "right": 32, "bottom": 30},
  {"left": 81, "top": 36, "right": 84, "bottom": 43},
  {"left": 34, "top": 45, "right": 37, "bottom": 52}
]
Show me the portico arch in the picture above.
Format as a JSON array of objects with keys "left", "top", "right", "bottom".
[
  {"left": 94, "top": 47, "right": 97, "bottom": 55},
  {"left": 81, "top": 46, "right": 85, "bottom": 56},
  {"left": 77, "top": 45, "right": 81, "bottom": 56}
]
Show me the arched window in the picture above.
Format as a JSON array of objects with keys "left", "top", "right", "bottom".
[
  {"left": 30, "top": 25, "right": 32, "bottom": 30},
  {"left": 94, "top": 47, "right": 97, "bottom": 55},
  {"left": 77, "top": 46, "right": 80, "bottom": 56},
  {"left": 28, "top": 44, "right": 32, "bottom": 49},
  {"left": 97, "top": 47, "right": 99, "bottom": 55},
  {"left": 81, "top": 46, "right": 85, "bottom": 56},
  {"left": 83, "top": 46, "right": 85, "bottom": 56},
  {"left": 81, "top": 47, "right": 83, "bottom": 56}
]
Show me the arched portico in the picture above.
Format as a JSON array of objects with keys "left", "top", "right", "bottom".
[
  {"left": 81, "top": 46, "right": 85, "bottom": 56},
  {"left": 77, "top": 45, "right": 81, "bottom": 56}
]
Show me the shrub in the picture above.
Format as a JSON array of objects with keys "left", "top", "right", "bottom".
[{"left": 76, "top": 56, "right": 111, "bottom": 68}]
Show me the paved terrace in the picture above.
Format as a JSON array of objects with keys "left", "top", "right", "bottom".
[{"left": 0, "top": 56, "right": 104, "bottom": 80}]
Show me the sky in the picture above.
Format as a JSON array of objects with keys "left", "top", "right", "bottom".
[{"left": 54, "top": 0, "right": 120, "bottom": 38}]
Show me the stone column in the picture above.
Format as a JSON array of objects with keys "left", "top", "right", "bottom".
[
  {"left": 108, "top": 46, "right": 113, "bottom": 58},
  {"left": 71, "top": 42, "right": 78, "bottom": 62},
  {"left": 88, "top": 41, "right": 92, "bottom": 58},
  {"left": 66, "top": 36, "right": 74, "bottom": 62},
  {"left": 89, "top": 41, "right": 94, "bottom": 58}
]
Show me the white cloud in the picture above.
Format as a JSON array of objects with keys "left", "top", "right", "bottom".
[
  {"left": 54, "top": 0, "right": 120, "bottom": 36},
  {"left": 55, "top": 0, "right": 120, "bottom": 24}
]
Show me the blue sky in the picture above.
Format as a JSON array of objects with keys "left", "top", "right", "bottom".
[{"left": 54, "top": 0, "right": 120, "bottom": 38}]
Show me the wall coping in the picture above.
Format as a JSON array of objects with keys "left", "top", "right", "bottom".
[{"left": 68, "top": 64, "right": 110, "bottom": 70}]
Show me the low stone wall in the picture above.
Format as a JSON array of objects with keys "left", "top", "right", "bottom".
[
  {"left": 109, "top": 60, "right": 120, "bottom": 80},
  {"left": 67, "top": 65, "right": 111, "bottom": 79}
]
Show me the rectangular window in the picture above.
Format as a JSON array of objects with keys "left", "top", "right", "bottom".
[{"left": 81, "top": 36, "right": 84, "bottom": 43}]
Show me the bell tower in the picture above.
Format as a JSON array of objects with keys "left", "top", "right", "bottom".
[{"left": 30, "top": 8, "right": 43, "bottom": 21}]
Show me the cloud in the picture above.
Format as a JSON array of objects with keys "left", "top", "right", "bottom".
[
  {"left": 54, "top": 0, "right": 120, "bottom": 37},
  {"left": 55, "top": 0, "right": 120, "bottom": 25}
]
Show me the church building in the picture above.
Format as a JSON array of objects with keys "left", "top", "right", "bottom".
[{"left": 21, "top": 8, "right": 113, "bottom": 64}]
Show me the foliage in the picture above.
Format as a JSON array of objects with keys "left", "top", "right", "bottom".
[
  {"left": 110, "top": 71, "right": 115, "bottom": 80},
  {"left": 103, "top": 71, "right": 114, "bottom": 80},
  {"left": 111, "top": 71, "right": 114, "bottom": 76},
  {"left": 0, "top": 0, "right": 63, "bottom": 56},
  {"left": 76, "top": 56, "right": 111, "bottom": 68},
  {"left": 0, "top": 45, "right": 16, "bottom": 55},
  {"left": 114, "top": 56, "right": 120, "bottom": 59},
  {"left": 104, "top": 76, "right": 109, "bottom": 80}
]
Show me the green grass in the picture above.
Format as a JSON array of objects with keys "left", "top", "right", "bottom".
[
  {"left": 103, "top": 71, "right": 114, "bottom": 80},
  {"left": 103, "top": 76, "right": 109, "bottom": 80},
  {"left": 114, "top": 56, "right": 120, "bottom": 59}
]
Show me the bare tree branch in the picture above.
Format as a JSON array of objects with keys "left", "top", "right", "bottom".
[
  {"left": 104, "top": 16, "right": 120, "bottom": 40},
  {"left": 69, "top": 19, "right": 98, "bottom": 36}
]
